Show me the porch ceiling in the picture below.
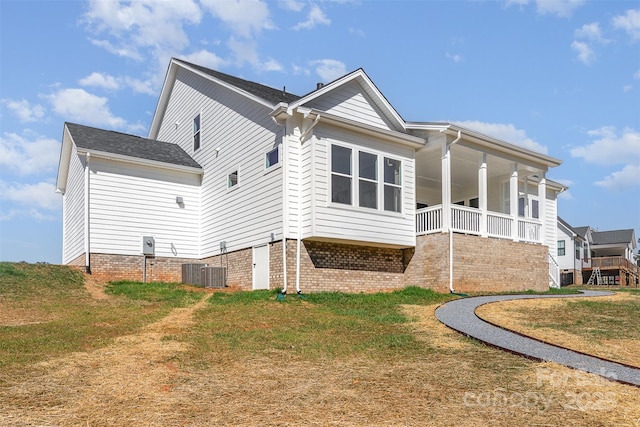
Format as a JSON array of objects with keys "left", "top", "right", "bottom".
[{"left": 415, "top": 143, "right": 545, "bottom": 193}]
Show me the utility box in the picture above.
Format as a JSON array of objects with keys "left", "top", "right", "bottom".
[{"left": 142, "top": 236, "right": 155, "bottom": 255}]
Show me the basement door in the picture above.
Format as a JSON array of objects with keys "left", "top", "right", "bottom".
[{"left": 252, "top": 244, "right": 270, "bottom": 290}]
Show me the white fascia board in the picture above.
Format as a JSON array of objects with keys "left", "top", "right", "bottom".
[
  {"left": 408, "top": 122, "right": 563, "bottom": 168},
  {"left": 305, "top": 109, "right": 424, "bottom": 148},
  {"left": 56, "top": 124, "right": 75, "bottom": 194},
  {"left": 149, "top": 59, "right": 179, "bottom": 140},
  {"left": 290, "top": 69, "right": 406, "bottom": 131},
  {"left": 76, "top": 148, "right": 204, "bottom": 175}
]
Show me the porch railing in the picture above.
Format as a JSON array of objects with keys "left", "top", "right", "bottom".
[
  {"left": 549, "top": 254, "right": 560, "bottom": 288},
  {"left": 416, "top": 206, "right": 442, "bottom": 235},
  {"left": 583, "top": 256, "right": 637, "bottom": 272},
  {"left": 416, "top": 204, "right": 543, "bottom": 244}
]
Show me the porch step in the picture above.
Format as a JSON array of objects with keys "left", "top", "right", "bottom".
[{"left": 587, "top": 267, "right": 602, "bottom": 285}]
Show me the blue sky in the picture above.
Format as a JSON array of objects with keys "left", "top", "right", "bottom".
[{"left": 1, "top": 0, "right": 639, "bottom": 263}]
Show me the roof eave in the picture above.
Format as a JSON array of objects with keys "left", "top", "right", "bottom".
[
  {"left": 408, "top": 122, "right": 562, "bottom": 168},
  {"left": 75, "top": 147, "right": 204, "bottom": 175}
]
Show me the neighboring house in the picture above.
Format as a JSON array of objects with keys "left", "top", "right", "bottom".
[
  {"left": 556, "top": 218, "right": 638, "bottom": 286},
  {"left": 557, "top": 216, "right": 586, "bottom": 285},
  {"left": 56, "top": 58, "right": 566, "bottom": 293}
]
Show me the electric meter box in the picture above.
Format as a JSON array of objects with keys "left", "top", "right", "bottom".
[{"left": 142, "top": 236, "right": 155, "bottom": 255}]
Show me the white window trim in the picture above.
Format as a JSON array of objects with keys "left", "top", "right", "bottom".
[
  {"left": 227, "top": 167, "right": 240, "bottom": 192},
  {"left": 193, "top": 111, "right": 202, "bottom": 152},
  {"left": 264, "top": 145, "right": 282, "bottom": 174},
  {"left": 328, "top": 142, "right": 403, "bottom": 214}
]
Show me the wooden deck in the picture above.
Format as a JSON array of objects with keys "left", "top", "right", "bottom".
[{"left": 583, "top": 256, "right": 639, "bottom": 286}]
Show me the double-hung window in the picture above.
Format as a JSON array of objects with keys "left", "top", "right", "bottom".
[
  {"left": 331, "top": 145, "right": 352, "bottom": 205},
  {"left": 358, "top": 152, "right": 377, "bottom": 209},
  {"left": 331, "top": 144, "right": 402, "bottom": 213},
  {"left": 384, "top": 157, "right": 402, "bottom": 212},
  {"left": 557, "top": 240, "right": 566, "bottom": 257},
  {"left": 193, "top": 114, "right": 201, "bottom": 151}
]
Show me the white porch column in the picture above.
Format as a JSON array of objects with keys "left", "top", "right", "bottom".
[
  {"left": 441, "top": 142, "right": 452, "bottom": 231},
  {"left": 510, "top": 163, "right": 519, "bottom": 241},
  {"left": 478, "top": 153, "right": 488, "bottom": 237},
  {"left": 539, "top": 173, "right": 547, "bottom": 245}
]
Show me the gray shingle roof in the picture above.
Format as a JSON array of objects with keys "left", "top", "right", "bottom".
[
  {"left": 65, "top": 122, "right": 201, "bottom": 170},
  {"left": 591, "top": 229, "right": 635, "bottom": 245},
  {"left": 175, "top": 59, "right": 301, "bottom": 104}
]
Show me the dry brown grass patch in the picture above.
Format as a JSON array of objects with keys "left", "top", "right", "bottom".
[{"left": 476, "top": 292, "right": 640, "bottom": 368}]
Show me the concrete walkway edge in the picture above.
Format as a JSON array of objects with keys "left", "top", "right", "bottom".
[{"left": 434, "top": 290, "right": 640, "bottom": 387}]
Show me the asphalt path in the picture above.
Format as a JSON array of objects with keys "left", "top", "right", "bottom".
[{"left": 434, "top": 290, "right": 640, "bottom": 387}]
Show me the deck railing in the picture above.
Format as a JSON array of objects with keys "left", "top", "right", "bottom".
[
  {"left": 583, "top": 256, "right": 637, "bottom": 272},
  {"left": 417, "top": 204, "right": 542, "bottom": 244},
  {"left": 549, "top": 254, "right": 560, "bottom": 288}
]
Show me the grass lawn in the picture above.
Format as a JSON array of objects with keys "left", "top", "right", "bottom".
[{"left": 1, "top": 262, "right": 639, "bottom": 426}]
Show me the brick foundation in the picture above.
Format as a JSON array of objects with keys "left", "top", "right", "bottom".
[
  {"left": 405, "top": 233, "right": 549, "bottom": 293},
  {"left": 77, "top": 233, "right": 550, "bottom": 293}
]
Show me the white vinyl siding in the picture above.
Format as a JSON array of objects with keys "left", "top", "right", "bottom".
[
  {"left": 62, "top": 145, "right": 86, "bottom": 264},
  {"left": 544, "top": 187, "right": 558, "bottom": 255},
  {"left": 88, "top": 158, "right": 201, "bottom": 257},
  {"left": 156, "top": 67, "right": 284, "bottom": 256},
  {"left": 303, "top": 125, "right": 415, "bottom": 247},
  {"left": 305, "top": 81, "right": 395, "bottom": 130}
]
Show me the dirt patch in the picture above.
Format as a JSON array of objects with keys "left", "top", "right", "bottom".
[
  {"left": 83, "top": 274, "right": 110, "bottom": 300},
  {"left": 476, "top": 292, "right": 640, "bottom": 368},
  {"left": 0, "top": 303, "right": 57, "bottom": 326}
]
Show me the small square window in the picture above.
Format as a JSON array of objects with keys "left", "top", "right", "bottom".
[
  {"left": 228, "top": 171, "right": 238, "bottom": 188},
  {"left": 266, "top": 147, "right": 279, "bottom": 168}
]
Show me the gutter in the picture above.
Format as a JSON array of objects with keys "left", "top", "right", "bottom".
[{"left": 84, "top": 153, "right": 91, "bottom": 274}]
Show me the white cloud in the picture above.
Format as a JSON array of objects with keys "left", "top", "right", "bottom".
[
  {"left": 47, "top": 88, "right": 127, "bottom": 130},
  {"left": 594, "top": 164, "right": 640, "bottom": 190},
  {"left": 200, "top": 0, "right": 273, "bottom": 38},
  {"left": 85, "top": 0, "right": 202, "bottom": 53},
  {"left": 0, "top": 132, "right": 60, "bottom": 176},
  {"left": 228, "top": 38, "right": 260, "bottom": 67},
  {"left": 279, "top": 0, "right": 304, "bottom": 12},
  {"left": 260, "top": 58, "right": 283, "bottom": 72},
  {"left": 613, "top": 9, "right": 640, "bottom": 41},
  {"left": 446, "top": 52, "right": 463, "bottom": 63},
  {"left": 2, "top": 99, "right": 46, "bottom": 123},
  {"left": 624, "top": 84, "right": 633, "bottom": 93},
  {"left": 554, "top": 179, "right": 574, "bottom": 200},
  {"left": 292, "top": 4, "right": 331, "bottom": 30},
  {"left": 634, "top": 70, "right": 640, "bottom": 79},
  {"left": 574, "top": 22, "right": 607, "bottom": 43},
  {"left": 349, "top": 27, "right": 366, "bottom": 37},
  {"left": 0, "top": 181, "right": 61, "bottom": 214},
  {"left": 454, "top": 120, "right": 549, "bottom": 154},
  {"left": 570, "top": 126, "right": 640, "bottom": 165},
  {"left": 571, "top": 40, "right": 595, "bottom": 64},
  {"left": 79, "top": 72, "right": 120, "bottom": 90},
  {"left": 182, "top": 50, "right": 228, "bottom": 71},
  {"left": 536, "top": 0, "right": 585, "bottom": 17},
  {"left": 311, "top": 59, "right": 346, "bottom": 82}
]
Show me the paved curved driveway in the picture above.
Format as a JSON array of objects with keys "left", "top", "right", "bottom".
[{"left": 435, "top": 290, "right": 640, "bottom": 387}]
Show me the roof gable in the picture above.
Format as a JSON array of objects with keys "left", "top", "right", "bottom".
[
  {"left": 290, "top": 69, "right": 405, "bottom": 132},
  {"left": 302, "top": 79, "right": 397, "bottom": 131}
]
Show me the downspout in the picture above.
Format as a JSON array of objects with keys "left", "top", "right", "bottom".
[
  {"left": 272, "top": 115, "right": 288, "bottom": 296},
  {"left": 84, "top": 152, "right": 91, "bottom": 274},
  {"left": 446, "top": 130, "right": 462, "bottom": 294}
]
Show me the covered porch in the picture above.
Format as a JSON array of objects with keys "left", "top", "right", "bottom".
[{"left": 407, "top": 124, "right": 563, "bottom": 287}]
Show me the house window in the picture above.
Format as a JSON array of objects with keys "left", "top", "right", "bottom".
[
  {"left": 193, "top": 114, "right": 201, "bottom": 151},
  {"left": 266, "top": 147, "right": 279, "bottom": 169},
  {"left": 331, "top": 145, "right": 352, "bottom": 205},
  {"left": 358, "top": 151, "right": 377, "bottom": 209},
  {"left": 558, "top": 240, "right": 566, "bottom": 256},
  {"left": 576, "top": 247, "right": 580, "bottom": 260},
  {"left": 531, "top": 199, "right": 539, "bottom": 219},
  {"left": 331, "top": 144, "right": 402, "bottom": 213},
  {"left": 469, "top": 198, "right": 479, "bottom": 208},
  {"left": 384, "top": 157, "right": 401, "bottom": 212},
  {"left": 228, "top": 170, "right": 238, "bottom": 188}
]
